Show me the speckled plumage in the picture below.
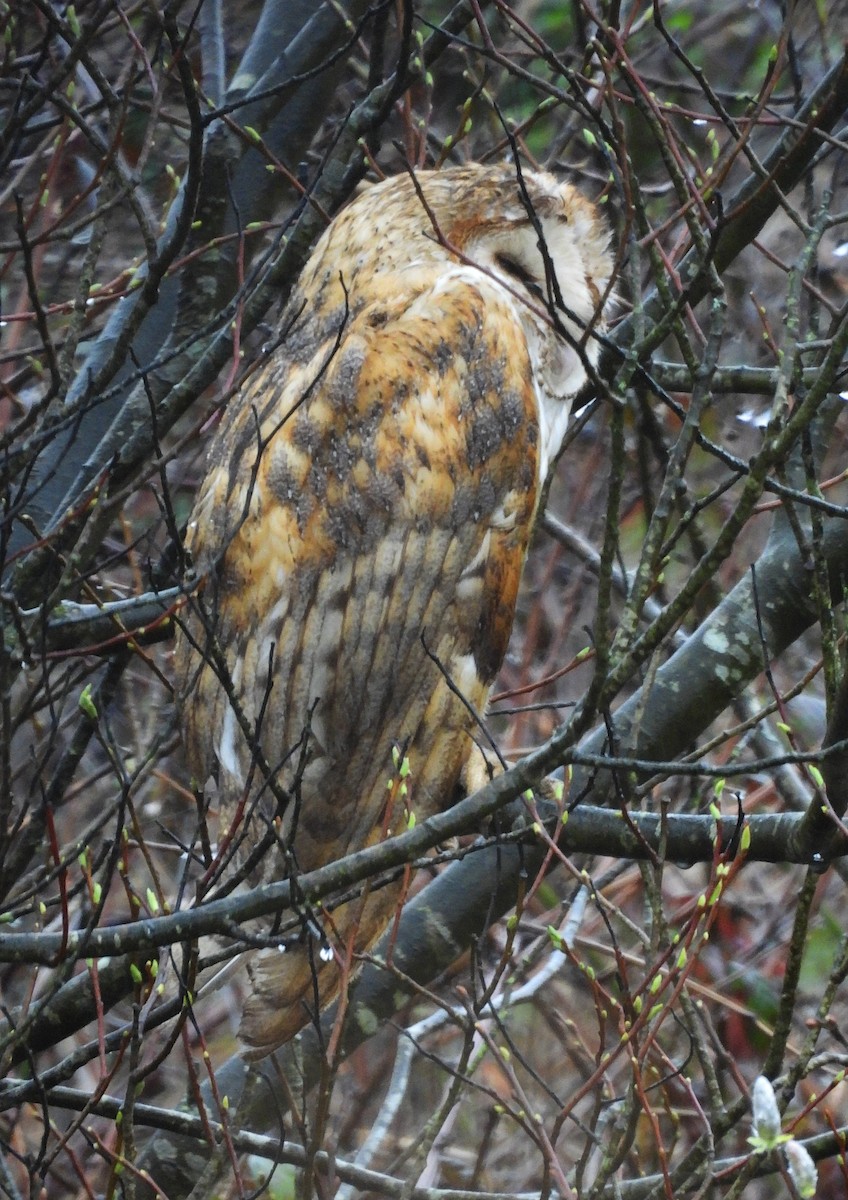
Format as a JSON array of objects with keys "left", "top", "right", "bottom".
[{"left": 174, "top": 163, "right": 613, "bottom": 1057}]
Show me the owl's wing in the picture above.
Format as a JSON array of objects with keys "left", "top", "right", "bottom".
[{"left": 176, "top": 267, "right": 545, "bottom": 874}]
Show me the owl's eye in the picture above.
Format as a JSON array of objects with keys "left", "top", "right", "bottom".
[{"left": 494, "top": 252, "right": 546, "bottom": 303}]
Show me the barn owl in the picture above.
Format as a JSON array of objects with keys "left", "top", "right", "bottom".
[{"left": 174, "top": 162, "right": 613, "bottom": 1057}]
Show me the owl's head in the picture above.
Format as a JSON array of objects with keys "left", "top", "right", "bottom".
[
  {"left": 310, "top": 162, "right": 613, "bottom": 410},
  {"left": 430, "top": 164, "right": 614, "bottom": 403}
]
